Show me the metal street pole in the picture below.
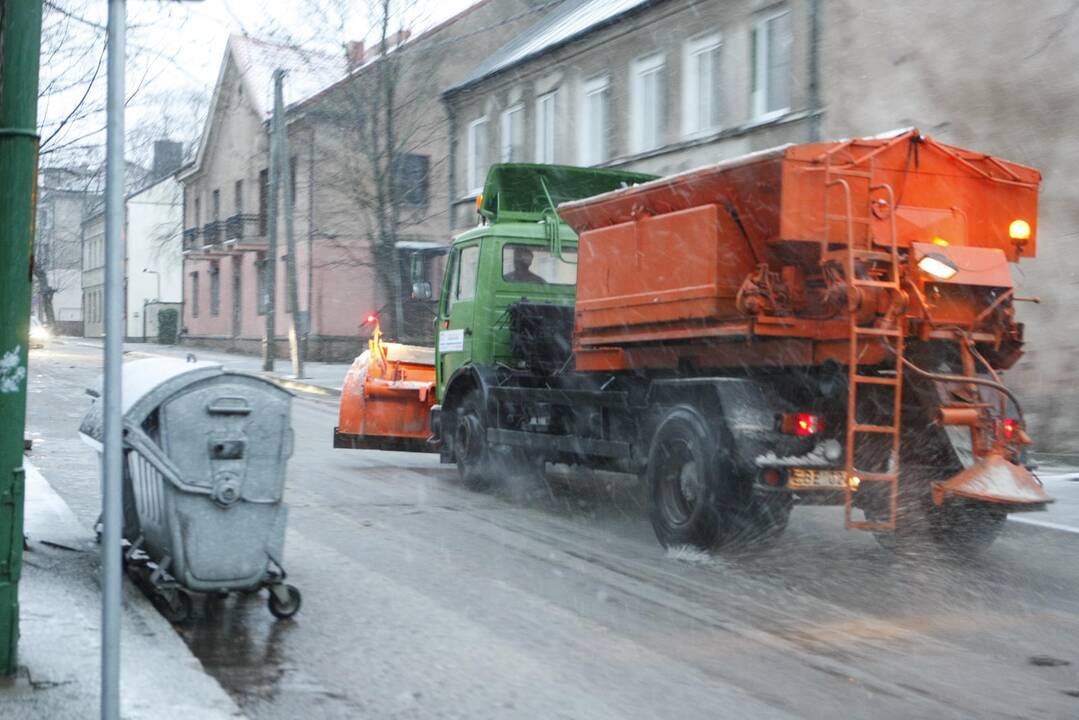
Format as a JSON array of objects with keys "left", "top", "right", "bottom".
[
  {"left": 276, "top": 71, "right": 304, "bottom": 378},
  {"left": 261, "top": 71, "right": 281, "bottom": 372},
  {"left": 102, "top": 1, "right": 126, "bottom": 717},
  {"left": 0, "top": 0, "right": 43, "bottom": 678}
]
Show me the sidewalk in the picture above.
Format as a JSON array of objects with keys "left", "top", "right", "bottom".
[
  {"left": 69, "top": 337, "right": 353, "bottom": 396},
  {"left": 0, "top": 461, "right": 242, "bottom": 720}
]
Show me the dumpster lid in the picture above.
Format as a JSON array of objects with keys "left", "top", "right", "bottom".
[{"left": 80, "top": 358, "right": 225, "bottom": 443}]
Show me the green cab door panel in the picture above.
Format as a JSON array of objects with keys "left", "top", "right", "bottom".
[{"left": 437, "top": 243, "right": 481, "bottom": 392}]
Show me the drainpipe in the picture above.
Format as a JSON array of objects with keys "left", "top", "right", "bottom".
[
  {"left": 306, "top": 126, "right": 315, "bottom": 358},
  {"left": 807, "top": 0, "right": 822, "bottom": 142}
]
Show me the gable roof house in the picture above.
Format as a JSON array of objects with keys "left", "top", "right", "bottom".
[{"left": 177, "top": 0, "right": 548, "bottom": 359}]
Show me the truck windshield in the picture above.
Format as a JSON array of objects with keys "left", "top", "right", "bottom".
[{"left": 502, "top": 244, "right": 577, "bottom": 285}]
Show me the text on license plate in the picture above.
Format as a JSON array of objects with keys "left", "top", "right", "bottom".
[{"left": 788, "top": 469, "right": 846, "bottom": 489}]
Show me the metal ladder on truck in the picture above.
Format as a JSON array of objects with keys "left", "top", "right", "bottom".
[{"left": 822, "top": 144, "right": 904, "bottom": 531}]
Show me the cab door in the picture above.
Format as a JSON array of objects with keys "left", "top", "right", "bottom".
[{"left": 436, "top": 241, "right": 481, "bottom": 394}]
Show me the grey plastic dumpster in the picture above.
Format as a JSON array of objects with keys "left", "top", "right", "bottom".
[{"left": 79, "top": 357, "right": 301, "bottom": 621}]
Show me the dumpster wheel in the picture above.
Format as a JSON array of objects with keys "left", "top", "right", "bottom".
[
  {"left": 268, "top": 584, "right": 302, "bottom": 619},
  {"left": 155, "top": 590, "right": 193, "bottom": 624}
]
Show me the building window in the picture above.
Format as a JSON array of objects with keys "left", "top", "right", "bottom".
[
  {"left": 751, "top": 9, "right": 792, "bottom": 120},
  {"left": 500, "top": 104, "right": 525, "bottom": 162},
  {"left": 190, "top": 272, "right": 200, "bottom": 318},
  {"left": 234, "top": 179, "right": 243, "bottom": 214},
  {"left": 212, "top": 188, "right": 220, "bottom": 221},
  {"left": 579, "top": 76, "right": 609, "bottom": 165},
  {"left": 194, "top": 196, "right": 201, "bottom": 227},
  {"left": 394, "top": 153, "right": 430, "bottom": 207},
  {"left": 535, "top": 90, "right": 557, "bottom": 164},
  {"left": 630, "top": 53, "right": 665, "bottom": 154},
  {"left": 466, "top": 117, "right": 488, "bottom": 194},
  {"left": 683, "top": 34, "right": 722, "bottom": 137},
  {"left": 209, "top": 262, "right": 220, "bottom": 316}
]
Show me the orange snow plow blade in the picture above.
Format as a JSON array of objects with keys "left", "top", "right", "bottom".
[
  {"left": 932, "top": 453, "right": 1052, "bottom": 507},
  {"left": 334, "top": 322, "right": 437, "bottom": 453}
]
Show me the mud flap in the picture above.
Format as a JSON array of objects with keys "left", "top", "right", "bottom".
[{"left": 931, "top": 453, "right": 1052, "bottom": 507}]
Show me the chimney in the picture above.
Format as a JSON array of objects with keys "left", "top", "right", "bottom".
[
  {"left": 346, "top": 40, "right": 365, "bottom": 70},
  {"left": 152, "top": 140, "right": 183, "bottom": 180}
]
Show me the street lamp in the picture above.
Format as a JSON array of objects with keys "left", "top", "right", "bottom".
[{"left": 141, "top": 267, "right": 160, "bottom": 300}]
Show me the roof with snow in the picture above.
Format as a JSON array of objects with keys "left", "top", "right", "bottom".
[
  {"left": 228, "top": 34, "right": 347, "bottom": 119},
  {"left": 445, "top": 0, "right": 659, "bottom": 95},
  {"left": 181, "top": 34, "right": 347, "bottom": 180}
]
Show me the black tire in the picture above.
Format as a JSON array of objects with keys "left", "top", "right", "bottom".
[
  {"left": 725, "top": 493, "right": 793, "bottom": 549},
  {"left": 927, "top": 501, "right": 1006, "bottom": 555},
  {"left": 647, "top": 407, "right": 725, "bottom": 550},
  {"left": 454, "top": 390, "right": 498, "bottom": 490},
  {"left": 156, "top": 590, "right": 193, "bottom": 624},
  {"left": 268, "top": 584, "right": 302, "bottom": 620}
]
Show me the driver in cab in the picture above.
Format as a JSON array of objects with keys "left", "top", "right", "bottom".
[{"left": 505, "top": 247, "right": 546, "bottom": 284}]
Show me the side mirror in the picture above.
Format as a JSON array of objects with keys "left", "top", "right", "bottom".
[{"left": 411, "top": 281, "right": 432, "bottom": 301}]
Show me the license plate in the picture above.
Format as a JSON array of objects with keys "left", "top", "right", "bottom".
[{"left": 788, "top": 468, "right": 846, "bottom": 489}]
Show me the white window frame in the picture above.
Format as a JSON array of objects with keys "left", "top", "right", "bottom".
[
  {"left": 500, "top": 104, "right": 525, "bottom": 163},
  {"left": 466, "top": 116, "right": 488, "bottom": 194},
  {"left": 534, "top": 90, "right": 558, "bottom": 164},
  {"left": 629, "top": 52, "right": 666, "bottom": 154},
  {"left": 578, "top": 75, "right": 610, "bottom": 166},
  {"left": 751, "top": 8, "right": 793, "bottom": 121},
  {"left": 682, "top": 33, "right": 722, "bottom": 138}
]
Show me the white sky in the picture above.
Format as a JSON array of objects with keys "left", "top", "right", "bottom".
[{"left": 39, "top": 0, "right": 476, "bottom": 168}]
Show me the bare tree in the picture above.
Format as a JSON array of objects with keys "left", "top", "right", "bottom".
[
  {"left": 33, "top": 0, "right": 207, "bottom": 327},
  {"left": 304, "top": 0, "right": 451, "bottom": 341}
]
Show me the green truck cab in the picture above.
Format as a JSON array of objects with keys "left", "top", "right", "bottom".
[{"left": 433, "top": 164, "right": 657, "bottom": 401}]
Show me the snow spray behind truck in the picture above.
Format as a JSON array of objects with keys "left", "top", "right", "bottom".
[{"left": 336, "top": 130, "right": 1050, "bottom": 553}]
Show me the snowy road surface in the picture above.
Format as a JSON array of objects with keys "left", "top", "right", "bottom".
[{"left": 25, "top": 341, "right": 1079, "bottom": 719}]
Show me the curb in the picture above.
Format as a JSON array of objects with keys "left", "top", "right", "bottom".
[
  {"left": 270, "top": 375, "right": 341, "bottom": 397},
  {"left": 19, "top": 459, "right": 243, "bottom": 719}
]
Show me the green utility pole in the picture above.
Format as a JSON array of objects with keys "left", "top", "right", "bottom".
[{"left": 0, "top": 0, "right": 44, "bottom": 676}]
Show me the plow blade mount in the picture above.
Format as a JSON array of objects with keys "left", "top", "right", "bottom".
[
  {"left": 932, "top": 453, "right": 1052, "bottom": 507},
  {"left": 335, "top": 343, "right": 437, "bottom": 453}
]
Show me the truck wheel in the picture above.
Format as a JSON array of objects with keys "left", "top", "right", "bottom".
[
  {"left": 647, "top": 407, "right": 724, "bottom": 550},
  {"left": 927, "top": 501, "right": 1006, "bottom": 555},
  {"left": 725, "top": 494, "right": 792, "bottom": 548},
  {"left": 454, "top": 391, "right": 498, "bottom": 490}
]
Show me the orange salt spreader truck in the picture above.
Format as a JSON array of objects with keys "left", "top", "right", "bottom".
[{"left": 336, "top": 130, "right": 1052, "bottom": 553}]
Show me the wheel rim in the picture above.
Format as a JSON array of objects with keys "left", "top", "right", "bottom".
[
  {"left": 656, "top": 439, "right": 701, "bottom": 527},
  {"left": 455, "top": 412, "right": 482, "bottom": 464}
]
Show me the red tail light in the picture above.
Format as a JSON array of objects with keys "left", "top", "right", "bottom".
[
  {"left": 1002, "top": 417, "right": 1019, "bottom": 441},
  {"left": 782, "top": 412, "right": 823, "bottom": 436}
]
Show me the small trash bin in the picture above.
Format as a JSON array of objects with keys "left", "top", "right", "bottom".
[{"left": 79, "top": 357, "right": 301, "bottom": 621}]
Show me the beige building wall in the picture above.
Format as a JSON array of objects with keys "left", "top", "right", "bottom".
[{"left": 819, "top": 0, "right": 1079, "bottom": 449}]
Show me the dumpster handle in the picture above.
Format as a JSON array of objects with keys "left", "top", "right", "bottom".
[
  {"left": 207, "top": 396, "right": 252, "bottom": 415},
  {"left": 122, "top": 421, "right": 212, "bottom": 497}
]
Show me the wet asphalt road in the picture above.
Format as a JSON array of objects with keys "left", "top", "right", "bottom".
[{"left": 24, "top": 341, "right": 1079, "bottom": 719}]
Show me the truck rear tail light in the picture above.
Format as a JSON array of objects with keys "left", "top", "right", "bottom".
[
  {"left": 1002, "top": 417, "right": 1019, "bottom": 441},
  {"left": 760, "top": 468, "right": 787, "bottom": 487},
  {"left": 782, "top": 412, "right": 823, "bottom": 436}
]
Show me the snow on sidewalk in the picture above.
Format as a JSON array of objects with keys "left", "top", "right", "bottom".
[{"left": 1, "top": 460, "right": 242, "bottom": 720}]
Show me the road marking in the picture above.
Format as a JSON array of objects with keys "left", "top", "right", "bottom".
[{"left": 1009, "top": 515, "right": 1079, "bottom": 535}]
